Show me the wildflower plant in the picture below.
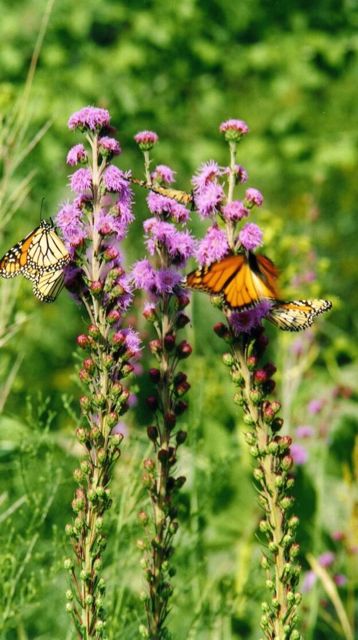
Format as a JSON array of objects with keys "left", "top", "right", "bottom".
[
  {"left": 132, "top": 131, "right": 195, "bottom": 639},
  {"left": 188, "top": 120, "right": 303, "bottom": 639},
  {"left": 57, "top": 106, "right": 140, "bottom": 639}
]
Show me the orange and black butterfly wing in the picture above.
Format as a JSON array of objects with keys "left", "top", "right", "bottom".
[
  {"left": 186, "top": 253, "right": 280, "bottom": 310},
  {"left": 0, "top": 226, "right": 41, "bottom": 279},
  {"left": 268, "top": 299, "right": 332, "bottom": 331}
]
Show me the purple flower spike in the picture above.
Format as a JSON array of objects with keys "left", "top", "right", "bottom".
[
  {"left": 219, "top": 119, "right": 249, "bottom": 141},
  {"left": 66, "top": 144, "right": 87, "bottom": 166},
  {"left": 245, "top": 187, "right": 264, "bottom": 208},
  {"left": 222, "top": 200, "right": 249, "bottom": 222},
  {"left": 155, "top": 268, "right": 181, "bottom": 294},
  {"left": 147, "top": 192, "right": 190, "bottom": 223},
  {"left": 234, "top": 164, "right": 248, "bottom": 183},
  {"left": 56, "top": 202, "right": 87, "bottom": 247},
  {"left": 238, "top": 222, "right": 263, "bottom": 251},
  {"left": 290, "top": 443, "right": 308, "bottom": 465},
  {"left": 68, "top": 106, "right": 110, "bottom": 131},
  {"left": 70, "top": 168, "right": 92, "bottom": 194},
  {"left": 308, "top": 398, "right": 325, "bottom": 415},
  {"left": 196, "top": 225, "right": 228, "bottom": 266},
  {"left": 195, "top": 182, "right": 224, "bottom": 219},
  {"left": 123, "top": 328, "right": 142, "bottom": 358},
  {"left": 134, "top": 130, "right": 159, "bottom": 150},
  {"left": 229, "top": 300, "right": 272, "bottom": 335},
  {"left": 99, "top": 136, "right": 122, "bottom": 156},
  {"left": 151, "top": 164, "right": 176, "bottom": 184}
]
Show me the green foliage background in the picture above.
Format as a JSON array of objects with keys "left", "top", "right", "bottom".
[{"left": 0, "top": 1, "right": 357, "bottom": 639}]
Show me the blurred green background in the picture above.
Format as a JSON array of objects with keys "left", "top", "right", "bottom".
[{"left": 0, "top": 1, "right": 357, "bottom": 638}]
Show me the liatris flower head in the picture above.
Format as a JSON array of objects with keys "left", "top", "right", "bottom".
[
  {"left": 296, "top": 425, "right": 314, "bottom": 438},
  {"left": 134, "top": 130, "right": 159, "bottom": 151},
  {"left": 238, "top": 222, "right": 263, "bottom": 251},
  {"left": 318, "top": 551, "right": 335, "bottom": 568},
  {"left": 244, "top": 187, "right": 264, "bottom": 208},
  {"left": 68, "top": 106, "right": 110, "bottom": 132},
  {"left": 151, "top": 164, "right": 176, "bottom": 184},
  {"left": 222, "top": 200, "right": 249, "bottom": 222},
  {"left": 308, "top": 398, "right": 325, "bottom": 414},
  {"left": 219, "top": 118, "right": 249, "bottom": 142},
  {"left": 66, "top": 144, "right": 87, "bottom": 166},
  {"left": 70, "top": 168, "right": 92, "bottom": 194},
  {"left": 290, "top": 443, "right": 308, "bottom": 465},
  {"left": 194, "top": 182, "right": 225, "bottom": 219},
  {"left": 147, "top": 192, "right": 190, "bottom": 223},
  {"left": 98, "top": 136, "right": 122, "bottom": 157},
  {"left": 196, "top": 225, "right": 228, "bottom": 266},
  {"left": 229, "top": 300, "right": 272, "bottom": 335},
  {"left": 192, "top": 160, "right": 222, "bottom": 192}
]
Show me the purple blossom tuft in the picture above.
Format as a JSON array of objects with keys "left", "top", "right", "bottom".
[
  {"left": 68, "top": 106, "right": 110, "bottom": 131},
  {"left": 134, "top": 130, "right": 159, "bottom": 150},
  {"left": 99, "top": 136, "right": 122, "bottom": 156},
  {"left": 318, "top": 552, "right": 335, "bottom": 568},
  {"left": 144, "top": 219, "right": 195, "bottom": 266},
  {"left": 103, "top": 165, "right": 128, "bottom": 193},
  {"left": 291, "top": 443, "right": 308, "bottom": 465},
  {"left": 222, "top": 200, "right": 249, "bottom": 222},
  {"left": 296, "top": 425, "right": 314, "bottom": 438},
  {"left": 147, "top": 192, "right": 189, "bottom": 223},
  {"left": 95, "top": 211, "right": 127, "bottom": 240},
  {"left": 70, "top": 168, "right": 92, "bottom": 194},
  {"left": 195, "top": 182, "right": 224, "bottom": 219},
  {"left": 131, "top": 259, "right": 157, "bottom": 292},
  {"left": 123, "top": 328, "right": 142, "bottom": 358},
  {"left": 192, "top": 160, "right": 221, "bottom": 192},
  {"left": 219, "top": 119, "right": 249, "bottom": 140},
  {"left": 56, "top": 202, "right": 87, "bottom": 246},
  {"left": 308, "top": 398, "right": 325, "bottom": 415},
  {"left": 238, "top": 222, "right": 263, "bottom": 250},
  {"left": 245, "top": 187, "right": 264, "bottom": 208},
  {"left": 196, "top": 225, "right": 228, "bottom": 266},
  {"left": 229, "top": 300, "right": 272, "bottom": 334},
  {"left": 234, "top": 164, "right": 248, "bottom": 183},
  {"left": 151, "top": 164, "right": 176, "bottom": 184},
  {"left": 155, "top": 268, "right": 181, "bottom": 294},
  {"left": 66, "top": 144, "right": 87, "bottom": 166}
]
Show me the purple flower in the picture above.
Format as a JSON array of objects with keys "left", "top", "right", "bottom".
[
  {"left": 134, "top": 130, "right": 159, "bottom": 150},
  {"left": 222, "top": 200, "right": 249, "bottom": 222},
  {"left": 111, "top": 421, "right": 128, "bottom": 437},
  {"left": 155, "top": 268, "right": 181, "bottom": 294},
  {"left": 296, "top": 425, "right": 314, "bottom": 439},
  {"left": 196, "top": 225, "right": 228, "bottom": 266},
  {"left": 99, "top": 136, "right": 122, "bottom": 156},
  {"left": 219, "top": 119, "right": 249, "bottom": 141},
  {"left": 147, "top": 192, "right": 189, "bottom": 223},
  {"left": 195, "top": 182, "right": 224, "bottom": 219},
  {"left": 103, "top": 165, "right": 128, "bottom": 193},
  {"left": 70, "top": 168, "right": 92, "bottom": 194},
  {"left": 230, "top": 300, "right": 272, "bottom": 334},
  {"left": 68, "top": 106, "right": 110, "bottom": 131},
  {"left": 302, "top": 571, "right": 317, "bottom": 592},
  {"left": 334, "top": 574, "right": 347, "bottom": 587},
  {"left": 308, "top": 398, "right": 325, "bottom": 415},
  {"left": 318, "top": 552, "right": 335, "bottom": 568},
  {"left": 234, "top": 164, "right": 248, "bottom": 183},
  {"left": 192, "top": 160, "right": 221, "bottom": 192},
  {"left": 168, "top": 230, "right": 196, "bottom": 266},
  {"left": 291, "top": 443, "right": 308, "bottom": 465},
  {"left": 123, "top": 328, "right": 142, "bottom": 358},
  {"left": 151, "top": 164, "right": 176, "bottom": 184},
  {"left": 95, "top": 211, "right": 127, "bottom": 240},
  {"left": 145, "top": 220, "right": 195, "bottom": 266},
  {"left": 56, "top": 202, "right": 87, "bottom": 246},
  {"left": 131, "top": 259, "right": 157, "bottom": 292},
  {"left": 238, "top": 222, "right": 263, "bottom": 251},
  {"left": 245, "top": 187, "right": 264, "bottom": 208},
  {"left": 66, "top": 144, "right": 87, "bottom": 166}
]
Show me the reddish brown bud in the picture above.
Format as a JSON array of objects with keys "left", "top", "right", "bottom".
[
  {"left": 80, "top": 395, "right": 91, "bottom": 411},
  {"left": 112, "top": 331, "right": 125, "bottom": 346},
  {"left": 247, "top": 355, "right": 258, "bottom": 370},
  {"left": 164, "top": 333, "right": 176, "bottom": 351},
  {"left": 176, "top": 312, "right": 190, "bottom": 328},
  {"left": 213, "top": 322, "right": 229, "bottom": 338},
  {"left": 176, "top": 292, "right": 190, "bottom": 308},
  {"left": 107, "top": 309, "right": 121, "bottom": 324},
  {"left": 79, "top": 369, "right": 91, "bottom": 382},
  {"left": 149, "top": 368, "right": 161, "bottom": 383},
  {"left": 90, "top": 280, "right": 103, "bottom": 294},
  {"left": 122, "top": 363, "right": 134, "bottom": 376},
  {"left": 176, "top": 381, "right": 191, "bottom": 396},
  {"left": 88, "top": 324, "right": 100, "bottom": 339},
  {"left": 264, "top": 362, "right": 277, "bottom": 378},
  {"left": 158, "top": 449, "right": 169, "bottom": 462},
  {"left": 176, "top": 340, "right": 192, "bottom": 359},
  {"left": 149, "top": 339, "right": 161, "bottom": 354},
  {"left": 77, "top": 334, "right": 89, "bottom": 348},
  {"left": 83, "top": 358, "right": 95, "bottom": 371},
  {"left": 143, "top": 305, "right": 156, "bottom": 321},
  {"left": 174, "top": 400, "right": 188, "bottom": 415},
  {"left": 176, "top": 430, "right": 187, "bottom": 445},
  {"left": 147, "top": 426, "right": 158, "bottom": 442},
  {"left": 174, "top": 372, "right": 187, "bottom": 385},
  {"left": 263, "top": 379, "right": 276, "bottom": 394},
  {"left": 271, "top": 417, "right": 284, "bottom": 432},
  {"left": 146, "top": 395, "right": 158, "bottom": 411},
  {"left": 164, "top": 412, "right": 176, "bottom": 428},
  {"left": 282, "top": 455, "right": 293, "bottom": 470},
  {"left": 254, "top": 369, "right": 268, "bottom": 383}
]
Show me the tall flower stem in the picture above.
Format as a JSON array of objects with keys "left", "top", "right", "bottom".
[
  {"left": 59, "top": 107, "right": 139, "bottom": 639},
  {"left": 219, "top": 324, "right": 302, "bottom": 640}
]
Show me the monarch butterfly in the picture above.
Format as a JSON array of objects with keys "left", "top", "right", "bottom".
[
  {"left": 130, "top": 177, "right": 193, "bottom": 206},
  {"left": 185, "top": 252, "right": 332, "bottom": 331},
  {"left": 0, "top": 219, "right": 70, "bottom": 302}
]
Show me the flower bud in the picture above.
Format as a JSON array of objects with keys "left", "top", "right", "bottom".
[
  {"left": 250, "top": 389, "right": 263, "bottom": 405},
  {"left": 149, "top": 339, "right": 162, "bottom": 355},
  {"left": 271, "top": 417, "right": 284, "bottom": 432},
  {"left": 264, "top": 362, "right": 277, "bottom": 378},
  {"left": 164, "top": 333, "right": 176, "bottom": 351},
  {"left": 80, "top": 395, "right": 91, "bottom": 411},
  {"left": 222, "top": 353, "right": 234, "bottom": 367},
  {"left": 174, "top": 400, "right": 188, "bottom": 415},
  {"left": 176, "top": 430, "right": 187, "bottom": 445},
  {"left": 247, "top": 355, "right": 257, "bottom": 370},
  {"left": 107, "top": 309, "right": 121, "bottom": 324},
  {"left": 176, "top": 340, "right": 192, "bottom": 359},
  {"left": 88, "top": 324, "right": 100, "bottom": 339},
  {"left": 213, "top": 322, "right": 229, "bottom": 339},
  {"left": 176, "top": 292, "right": 190, "bottom": 308},
  {"left": 77, "top": 334, "right": 89, "bottom": 348},
  {"left": 176, "top": 312, "right": 190, "bottom": 328},
  {"left": 254, "top": 369, "right": 268, "bottom": 383},
  {"left": 147, "top": 425, "right": 158, "bottom": 442},
  {"left": 164, "top": 412, "right": 176, "bottom": 428},
  {"left": 143, "top": 458, "right": 155, "bottom": 471},
  {"left": 79, "top": 369, "right": 91, "bottom": 383},
  {"left": 175, "top": 381, "right": 191, "bottom": 396},
  {"left": 282, "top": 455, "right": 293, "bottom": 470}
]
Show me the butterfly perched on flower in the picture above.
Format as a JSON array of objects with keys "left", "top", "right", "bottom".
[
  {"left": 0, "top": 219, "right": 70, "bottom": 302},
  {"left": 130, "top": 177, "right": 193, "bottom": 206},
  {"left": 185, "top": 252, "right": 332, "bottom": 331}
]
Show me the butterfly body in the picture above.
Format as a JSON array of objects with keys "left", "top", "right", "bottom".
[
  {"left": 0, "top": 220, "right": 70, "bottom": 302},
  {"left": 130, "top": 178, "right": 193, "bottom": 206},
  {"left": 185, "top": 252, "right": 332, "bottom": 331}
]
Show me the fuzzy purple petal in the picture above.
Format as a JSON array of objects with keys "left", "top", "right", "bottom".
[
  {"left": 238, "top": 222, "right": 263, "bottom": 251},
  {"left": 196, "top": 225, "right": 228, "bottom": 266}
]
